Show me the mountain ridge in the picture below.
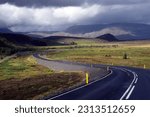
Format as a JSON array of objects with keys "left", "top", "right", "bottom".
[{"left": 65, "top": 23, "right": 150, "bottom": 40}]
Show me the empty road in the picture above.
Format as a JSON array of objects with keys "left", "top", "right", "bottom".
[{"left": 33, "top": 54, "right": 150, "bottom": 100}]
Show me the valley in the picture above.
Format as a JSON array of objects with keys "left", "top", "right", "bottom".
[{"left": 0, "top": 23, "right": 150, "bottom": 100}]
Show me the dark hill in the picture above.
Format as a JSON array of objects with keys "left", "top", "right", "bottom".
[
  {"left": 43, "top": 36, "right": 82, "bottom": 40},
  {"left": 0, "top": 36, "right": 22, "bottom": 56},
  {"left": 0, "top": 28, "right": 13, "bottom": 33},
  {"left": 97, "top": 34, "right": 118, "bottom": 41},
  {"left": 0, "top": 37, "right": 14, "bottom": 48},
  {"left": 43, "top": 36, "right": 84, "bottom": 45},
  {"left": 0, "top": 33, "right": 46, "bottom": 46}
]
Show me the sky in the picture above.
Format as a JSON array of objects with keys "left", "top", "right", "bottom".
[{"left": 0, "top": 0, "right": 150, "bottom": 32}]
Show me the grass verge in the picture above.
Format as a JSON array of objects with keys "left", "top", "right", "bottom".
[
  {"left": 0, "top": 55, "right": 84, "bottom": 99},
  {"left": 46, "top": 45, "right": 150, "bottom": 69},
  {"left": 0, "top": 55, "right": 53, "bottom": 80}
]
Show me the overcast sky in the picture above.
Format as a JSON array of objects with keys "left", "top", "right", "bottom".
[{"left": 0, "top": 0, "right": 150, "bottom": 32}]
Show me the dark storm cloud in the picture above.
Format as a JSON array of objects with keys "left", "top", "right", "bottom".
[
  {"left": 0, "top": 0, "right": 150, "bottom": 32},
  {"left": 0, "top": 0, "right": 82, "bottom": 7},
  {"left": 88, "top": 3, "right": 150, "bottom": 24},
  {"left": 0, "top": 0, "right": 149, "bottom": 7}
]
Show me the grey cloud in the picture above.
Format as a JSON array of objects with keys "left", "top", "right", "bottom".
[
  {"left": 0, "top": 0, "right": 149, "bottom": 7},
  {"left": 92, "top": 3, "right": 150, "bottom": 24},
  {"left": 0, "top": 0, "right": 82, "bottom": 7},
  {"left": 86, "top": 0, "right": 150, "bottom": 5},
  {"left": 0, "top": 3, "right": 101, "bottom": 31},
  {"left": 0, "top": 1, "right": 150, "bottom": 32}
]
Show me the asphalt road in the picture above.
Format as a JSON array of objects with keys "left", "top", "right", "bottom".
[{"left": 33, "top": 54, "right": 150, "bottom": 100}]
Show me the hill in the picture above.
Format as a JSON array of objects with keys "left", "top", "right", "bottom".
[
  {"left": 0, "top": 28, "right": 13, "bottom": 33},
  {"left": 97, "top": 34, "right": 118, "bottom": 41},
  {"left": 43, "top": 36, "right": 83, "bottom": 45},
  {"left": 0, "top": 36, "right": 24, "bottom": 57},
  {"left": 66, "top": 23, "right": 150, "bottom": 40},
  {"left": 0, "top": 33, "right": 48, "bottom": 57},
  {"left": 0, "top": 33, "right": 47, "bottom": 46}
]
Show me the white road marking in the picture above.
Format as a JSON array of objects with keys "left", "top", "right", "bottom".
[
  {"left": 126, "top": 86, "right": 135, "bottom": 100},
  {"left": 120, "top": 83, "right": 133, "bottom": 100},
  {"left": 134, "top": 78, "right": 138, "bottom": 84},
  {"left": 119, "top": 68, "right": 138, "bottom": 100},
  {"left": 35, "top": 54, "right": 139, "bottom": 100},
  {"left": 49, "top": 70, "right": 113, "bottom": 100},
  {"left": 135, "top": 74, "right": 138, "bottom": 77}
]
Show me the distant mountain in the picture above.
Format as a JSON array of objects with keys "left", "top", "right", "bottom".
[
  {"left": 26, "top": 31, "right": 59, "bottom": 38},
  {"left": 97, "top": 34, "right": 118, "bottom": 41},
  {"left": 66, "top": 23, "right": 150, "bottom": 40},
  {"left": 0, "top": 28, "right": 13, "bottom": 33},
  {"left": 43, "top": 36, "right": 84, "bottom": 45}
]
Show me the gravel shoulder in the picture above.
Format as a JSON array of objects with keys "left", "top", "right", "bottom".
[{"left": 33, "top": 54, "right": 109, "bottom": 81}]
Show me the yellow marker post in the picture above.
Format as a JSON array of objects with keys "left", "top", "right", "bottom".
[
  {"left": 86, "top": 72, "right": 89, "bottom": 85},
  {"left": 60, "top": 70, "right": 64, "bottom": 72},
  {"left": 112, "top": 63, "right": 113, "bottom": 66},
  {"left": 144, "top": 64, "right": 146, "bottom": 69}
]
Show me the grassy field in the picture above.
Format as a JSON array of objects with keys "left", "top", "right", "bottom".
[
  {"left": 1, "top": 40, "right": 150, "bottom": 99},
  {"left": 0, "top": 55, "right": 53, "bottom": 80},
  {"left": 46, "top": 41, "right": 150, "bottom": 69},
  {"left": 0, "top": 55, "right": 84, "bottom": 99}
]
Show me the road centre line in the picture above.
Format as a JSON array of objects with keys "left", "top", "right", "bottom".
[{"left": 118, "top": 68, "right": 138, "bottom": 100}]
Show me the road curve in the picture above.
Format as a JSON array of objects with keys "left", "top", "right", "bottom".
[
  {"left": 33, "top": 54, "right": 150, "bottom": 100},
  {"left": 33, "top": 54, "right": 109, "bottom": 81}
]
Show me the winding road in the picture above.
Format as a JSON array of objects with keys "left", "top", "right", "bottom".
[{"left": 33, "top": 54, "right": 150, "bottom": 100}]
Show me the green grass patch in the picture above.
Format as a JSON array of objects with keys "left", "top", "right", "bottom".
[
  {"left": 47, "top": 46, "right": 150, "bottom": 69},
  {"left": 0, "top": 55, "right": 85, "bottom": 99},
  {"left": 0, "top": 56, "right": 53, "bottom": 80}
]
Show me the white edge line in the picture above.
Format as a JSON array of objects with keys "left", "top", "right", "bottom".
[
  {"left": 36, "top": 53, "right": 138, "bottom": 100},
  {"left": 125, "top": 86, "right": 135, "bottom": 100},
  {"left": 49, "top": 70, "right": 113, "bottom": 100}
]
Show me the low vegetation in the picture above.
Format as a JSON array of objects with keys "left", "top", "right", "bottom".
[
  {"left": 46, "top": 42, "right": 150, "bottom": 69},
  {"left": 1, "top": 38, "right": 150, "bottom": 100},
  {"left": 0, "top": 72, "right": 84, "bottom": 100},
  {"left": 0, "top": 55, "right": 53, "bottom": 80},
  {"left": 0, "top": 55, "right": 84, "bottom": 99},
  {"left": 0, "top": 37, "right": 35, "bottom": 59}
]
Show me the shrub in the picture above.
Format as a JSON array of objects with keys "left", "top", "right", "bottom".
[{"left": 123, "top": 53, "right": 128, "bottom": 59}]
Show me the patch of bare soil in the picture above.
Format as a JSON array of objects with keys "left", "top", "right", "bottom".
[{"left": 0, "top": 72, "right": 84, "bottom": 100}]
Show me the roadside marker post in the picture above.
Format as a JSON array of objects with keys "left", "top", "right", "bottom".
[
  {"left": 60, "top": 70, "right": 64, "bottom": 72},
  {"left": 144, "top": 64, "right": 146, "bottom": 69},
  {"left": 91, "top": 64, "right": 93, "bottom": 68},
  {"left": 107, "top": 66, "right": 110, "bottom": 71},
  {"left": 85, "top": 72, "right": 89, "bottom": 85}
]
